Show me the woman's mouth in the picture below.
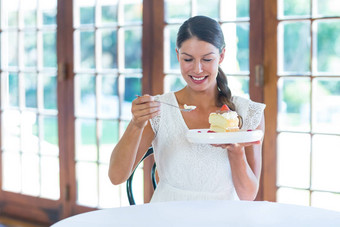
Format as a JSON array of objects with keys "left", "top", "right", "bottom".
[{"left": 190, "top": 76, "right": 208, "bottom": 83}]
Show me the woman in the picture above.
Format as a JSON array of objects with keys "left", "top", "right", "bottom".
[{"left": 108, "top": 15, "right": 265, "bottom": 202}]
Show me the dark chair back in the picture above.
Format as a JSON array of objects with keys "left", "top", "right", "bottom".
[{"left": 126, "top": 147, "right": 156, "bottom": 205}]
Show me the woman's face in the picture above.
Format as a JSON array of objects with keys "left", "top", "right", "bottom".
[{"left": 176, "top": 37, "right": 225, "bottom": 92}]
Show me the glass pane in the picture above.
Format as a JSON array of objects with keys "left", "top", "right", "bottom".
[
  {"left": 24, "top": 73, "right": 37, "bottom": 108},
  {"left": 123, "top": 0, "right": 142, "bottom": 23},
  {"left": 316, "top": 0, "right": 340, "bottom": 17},
  {"left": 41, "top": 116, "right": 59, "bottom": 156},
  {"left": 220, "top": 0, "right": 250, "bottom": 20},
  {"left": 101, "top": 29, "right": 117, "bottom": 69},
  {"left": 124, "top": 28, "right": 142, "bottom": 69},
  {"left": 41, "top": 0, "right": 57, "bottom": 25},
  {"left": 43, "top": 31, "right": 57, "bottom": 68},
  {"left": 76, "top": 162, "right": 98, "bottom": 207},
  {"left": 165, "top": 0, "right": 191, "bottom": 23},
  {"left": 101, "top": 0, "right": 118, "bottom": 25},
  {"left": 99, "top": 164, "right": 116, "bottom": 208},
  {"left": 312, "top": 192, "right": 340, "bottom": 212},
  {"left": 313, "top": 78, "right": 340, "bottom": 134},
  {"left": 22, "top": 0, "right": 37, "bottom": 27},
  {"left": 278, "top": 21, "right": 310, "bottom": 74},
  {"left": 221, "top": 23, "right": 249, "bottom": 73},
  {"left": 24, "top": 31, "right": 37, "bottom": 68},
  {"left": 22, "top": 153, "right": 39, "bottom": 196},
  {"left": 77, "top": 0, "right": 95, "bottom": 25},
  {"left": 99, "top": 120, "right": 118, "bottom": 164},
  {"left": 278, "top": 77, "right": 310, "bottom": 131},
  {"left": 3, "top": 0, "right": 19, "bottom": 27},
  {"left": 164, "top": 25, "right": 180, "bottom": 72},
  {"left": 228, "top": 75, "right": 249, "bottom": 98},
  {"left": 22, "top": 111, "right": 39, "bottom": 153},
  {"left": 99, "top": 75, "right": 119, "bottom": 118},
  {"left": 2, "top": 151, "right": 21, "bottom": 192},
  {"left": 277, "top": 133, "right": 311, "bottom": 188},
  {"left": 131, "top": 167, "right": 144, "bottom": 205},
  {"left": 43, "top": 74, "right": 57, "bottom": 110},
  {"left": 75, "top": 119, "right": 97, "bottom": 161},
  {"left": 75, "top": 74, "right": 96, "bottom": 116},
  {"left": 278, "top": 0, "right": 310, "bottom": 18},
  {"left": 78, "top": 31, "right": 95, "bottom": 69},
  {"left": 312, "top": 135, "right": 340, "bottom": 192},
  {"left": 121, "top": 76, "right": 141, "bottom": 120},
  {"left": 197, "top": 0, "right": 219, "bottom": 20},
  {"left": 164, "top": 75, "right": 186, "bottom": 93},
  {"left": 1, "top": 110, "right": 21, "bottom": 151},
  {"left": 7, "top": 31, "right": 18, "bottom": 67},
  {"left": 316, "top": 20, "right": 340, "bottom": 74},
  {"left": 8, "top": 73, "right": 19, "bottom": 107},
  {"left": 41, "top": 156, "right": 60, "bottom": 200},
  {"left": 277, "top": 188, "right": 310, "bottom": 206}
]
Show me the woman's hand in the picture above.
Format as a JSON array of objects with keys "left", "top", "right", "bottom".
[
  {"left": 131, "top": 95, "right": 160, "bottom": 129},
  {"left": 212, "top": 140, "right": 261, "bottom": 156}
]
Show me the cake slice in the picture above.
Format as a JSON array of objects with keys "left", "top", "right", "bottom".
[{"left": 209, "top": 105, "right": 240, "bottom": 132}]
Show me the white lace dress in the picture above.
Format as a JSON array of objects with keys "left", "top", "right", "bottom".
[{"left": 149, "top": 92, "right": 266, "bottom": 202}]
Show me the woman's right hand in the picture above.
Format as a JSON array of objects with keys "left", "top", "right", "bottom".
[{"left": 131, "top": 95, "right": 160, "bottom": 129}]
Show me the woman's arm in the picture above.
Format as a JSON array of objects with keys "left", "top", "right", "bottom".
[
  {"left": 227, "top": 114, "right": 265, "bottom": 200},
  {"left": 108, "top": 95, "right": 160, "bottom": 185}
]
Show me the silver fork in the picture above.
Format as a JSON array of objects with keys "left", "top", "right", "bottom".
[{"left": 136, "top": 95, "right": 195, "bottom": 112}]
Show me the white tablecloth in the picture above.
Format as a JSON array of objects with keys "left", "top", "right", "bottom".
[{"left": 52, "top": 200, "right": 340, "bottom": 227}]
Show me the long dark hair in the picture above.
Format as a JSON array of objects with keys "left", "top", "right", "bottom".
[{"left": 176, "top": 15, "right": 235, "bottom": 110}]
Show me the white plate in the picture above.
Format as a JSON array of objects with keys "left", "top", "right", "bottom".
[{"left": 186, "top": 129, "right": 264, "bottom": 144}]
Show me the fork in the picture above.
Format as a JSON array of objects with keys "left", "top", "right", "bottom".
[{"left": 136, "top": 95, "right": 195, "bottom": 112}]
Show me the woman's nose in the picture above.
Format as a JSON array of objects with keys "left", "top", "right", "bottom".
[{"left": 193, "top": 61, "right": 203, "bottom": 74}]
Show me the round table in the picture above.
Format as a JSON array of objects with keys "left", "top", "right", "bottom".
[{"left": 52, "top": 200, "right": 340, "bottom": 227}]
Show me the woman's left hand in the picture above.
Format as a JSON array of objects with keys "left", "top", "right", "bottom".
[{"left": 212, "top": 140, "right": 261, "bottom": 155}]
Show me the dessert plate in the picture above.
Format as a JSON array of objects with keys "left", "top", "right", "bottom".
[{"left": 186, "top": 129, "right": 264, "bottom": 144}]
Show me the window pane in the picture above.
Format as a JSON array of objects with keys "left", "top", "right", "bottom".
[
  {"left": 1, "top": 110, "right": 21, "bottom": 151},
  {"left": 228, "top": 75, "right": 249, "bottom": 98},
  {"left": 164, "top": 25, "right": 180, "bottom": 72},
  {"left": 41, "top": 116, "right": 59, "bottom": 156},
  {"left": 7, "top": 31, "right": 18, "bottom": 67},
  {"left": 165, "top": 0, "right": 191, "bottom": 23},
  {"left": 124, "top": 28, "right": 142, "bottom": 69},
  {"left": 313, "top": 78, "right": 340, "bottom": 134},
  {"left": 197, "top": 0, "right": 219, "bottom": 20},
  {"left": 24, "top": 31, "right": 37, "bottom": 68},
  {"left": 278, "top": 0, "right": 311, "bottom": 18},
  {"left": 75, "top": 74, "right": 96, "bottom": 117},
  {"left": 121, "top": 76, "right": 141, "bottom": 119},
  {"left": 99, "top": 75, "right": 119, "bottom": 118},
  {"left": 316, "top": 0, "right": 340, "bottom": 17},
  {"left": 316, "top": 20, "right": 340, "bottom": 74},
  {"left": 22, "top": 111, "right": 39, "bottom": 153},
  {"left": 99, "top": 164, "right": 117, "bottom": 208},
  {"left": 277, "top": 133, "right": 311, "bottom": 188},
  {"left": 123, "top": 0, "right": 142, "bottom": 23},
  {"left": 3, "top": 0, "right": 19, "bottom": 27},
  {"left": 41, "top": 156, "right": 60, "bottom": 200},
  {"left": 277, "top": 188, "right": 310, "bottom": 206},
  {"left": 78, "top": 31, "right": 95, "bottom": 69},
  {"left": 41, "top": 0, "right": 57, "bottom": 25},
  {"left": 101, "top": 30, "right": 117, "bottom": 69},
  {"left": 164, "top": 75, "right": 186, "bottom": 93},
  {"left": 24, "top": 73, "right": 37, "bottom": 108},
  {"left": 278, "top": 77, "right": 310, "bottom": 131},
  {"left": 43, "top": 31, "right": 57, "bottom": 68},
  {"left": 76, "top": 162, "right": 98, "bottom": 207},
  {"left": 312, "top": 192, "right": 340, "bottom": 212},
  {"left": 43, "top": 74, "right": 57, "bottom": 110},
  {"left": 78, "top": 0, "right": 95, "bottom": 26},
  {"left": 22, "top": 153, "right": 40, "bottom": 196},
  {"left": 220, "top": 0, "right": 249, "bottom": 20},
  {"left": 2, "top": 151, "right": 21, "bottom": 193},
  {"left": 278, "top": 21, "right": 310, "bottom": 74},
  {"left": 99, "top": 120, "right": 118, "bottom": 164},
  {"left": 221, "top": 23, "right": 249, "bottom": 73},
  {"left": 101, "top": 1, "right": 118, "bottom": 25},
  {"left": 22, "top": 0, "right": 37, "bottom": 27},
  {"left": 75, "top": 119, "right": 97, "bottom": 162},
  {"left": 8, "top": 73, "right": 19, "bottom": 107},
  {"left": 312, "top": 135, "right": 340, "bottom": 192}
]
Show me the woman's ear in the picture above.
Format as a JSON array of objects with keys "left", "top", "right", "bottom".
[
  {"left": 176, "top": 48, "right": 179, "bottom": 61},
  {"left": 219, "top": 48, "right": 226, "bottom": 64}
]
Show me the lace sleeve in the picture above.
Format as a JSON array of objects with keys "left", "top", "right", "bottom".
[
  {"left": 149, "top": 95, "right": 161, "bottom": 135},
  {"left": 233, "top": 96, "right": 266, "bottom": 130}
]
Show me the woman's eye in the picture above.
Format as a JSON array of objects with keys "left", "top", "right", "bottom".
[
  {"left": 184, "top": 59, "right": 193, "bottom": 62},
  {"left": 203, "top": 59, "right": 212, "bottom": 62}
]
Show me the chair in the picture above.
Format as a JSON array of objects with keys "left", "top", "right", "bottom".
[{"left": 126, "top": 147, "right": 157, "bottom": 205}]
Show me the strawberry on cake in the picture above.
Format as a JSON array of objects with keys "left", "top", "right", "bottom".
[{"left": 209, "top": 104, "right": 240, "bottom": 132}]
